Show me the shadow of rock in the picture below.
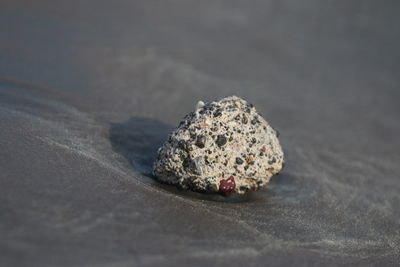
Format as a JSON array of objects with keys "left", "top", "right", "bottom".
[
  {"left": 109, "top": 117, "right": 263, "bottom": 203},
  {"left": 109, "top": 117, "right": 173, "bottom": 176}
]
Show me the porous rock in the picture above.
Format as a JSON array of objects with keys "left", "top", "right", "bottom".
[{"left": 153, "top": 96, "right": 284, "bottom": 195}]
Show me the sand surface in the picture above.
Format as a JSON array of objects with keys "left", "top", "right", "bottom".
[{"left": 1, "top": 1, "right": 399, "bottom": 266}]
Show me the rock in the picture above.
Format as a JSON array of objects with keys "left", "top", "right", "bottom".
[{"left": 153, "top": 96, "right": 284, "bottom": 195}]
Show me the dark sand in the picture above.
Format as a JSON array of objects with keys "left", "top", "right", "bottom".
[{"left": 1, "top": 1, "right": 399, "bottom": 266}]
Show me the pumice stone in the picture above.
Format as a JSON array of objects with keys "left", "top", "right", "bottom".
[{"left": 153, "top": 96, "right": 284, "bottom": 196}]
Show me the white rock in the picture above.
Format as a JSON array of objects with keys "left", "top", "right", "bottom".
[{"left": 153, "top": 96, "right": 284, "bottom": 196}]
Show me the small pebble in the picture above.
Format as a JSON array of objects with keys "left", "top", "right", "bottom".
[
  {"left": 195, "top": 135, "right": 206, "bottom": 148},
  {"left": 235, "top": 157, "right": 244, "bottom": 165},
  {"left": 219, "top": 176, "right": 236, "bottom": 196},
  {"left": 216, "top": 135, "right": 227, "bottom": 147}
]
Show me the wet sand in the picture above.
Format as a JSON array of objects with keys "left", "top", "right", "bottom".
[{"left": 1, "top": 1, "right": 399, "bottom": 266}]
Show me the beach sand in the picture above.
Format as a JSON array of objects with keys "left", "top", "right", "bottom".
[{"left": 1, "top": 1, "right": 399, "bottom": 266}]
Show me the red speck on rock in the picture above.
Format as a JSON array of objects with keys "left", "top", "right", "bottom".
[{"left": 219, "top": 176, "right": 236, "bottom": 196}]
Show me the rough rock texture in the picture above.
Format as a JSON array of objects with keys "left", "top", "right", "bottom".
[{"left": 153, "top": 96, "right": 284, "bottom": 195}]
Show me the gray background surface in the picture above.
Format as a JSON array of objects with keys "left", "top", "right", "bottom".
[{"left": 1, "top": 0, "right": 399, "bottom": 266}]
